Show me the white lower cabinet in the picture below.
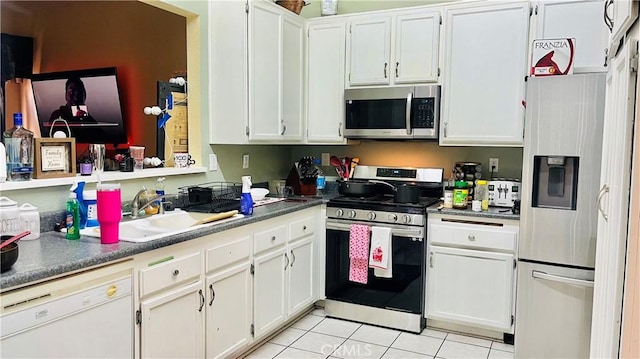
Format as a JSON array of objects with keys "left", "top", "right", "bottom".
[
  {"left": 426, "top": 214, "right": 518, "bottom": 333},
  {"left": 138, "top": 251, "right": 205, "bottom": 359},
  {"left": 136, "top": 207, "right": 320, "bottom": 357}
]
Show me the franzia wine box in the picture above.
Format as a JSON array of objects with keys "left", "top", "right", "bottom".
[{"left": 531, "top": 38, "right": 575, "bottom": 76}]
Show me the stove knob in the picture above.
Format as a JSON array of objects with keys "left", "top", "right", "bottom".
[
  {"left": 368, "top": 212, "right": 376, "bottom": 220},
  {"left": 388, "top": 213, "right": 398, "bottom": 222},
  {"left": 335, "top": 209, "right": 344, "bottom": 217},
  {"left": 348, "top": 210, "right": 357, "bottom": 219},
  {"left": 402, "top": 215, "right": 412, "bottom": 224}
]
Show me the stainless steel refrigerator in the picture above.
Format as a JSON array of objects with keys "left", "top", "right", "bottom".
[{"left": 515, "top": 73, "right": 605, "bottom": 358}]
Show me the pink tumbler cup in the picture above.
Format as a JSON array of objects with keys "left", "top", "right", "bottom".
[{"left": 97, "top": 183, "right": 122, "bottom": 244}]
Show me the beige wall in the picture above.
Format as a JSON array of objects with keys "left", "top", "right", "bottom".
[{"left": 299, "top": 0, "right": 457, "bottom": 18}]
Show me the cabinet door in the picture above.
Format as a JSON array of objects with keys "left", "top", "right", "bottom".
[
  {"left": 348, "top": 17, "right": 391, "bottom": 86},
  {"left": 249, "top": 1, "right": 282, "bottom": 141},
  {"left": 253, "top": 246, "right": 287, "bottom": 339},
  {"left": 533, "top": 0, "right": 609, "bottom": 73},
  {"left": 206, "top": 262, "right": 252, "bottom": 359},
  {"left": 140, "top": 281, "right": 205, "bottom": 358},
  {"left": 426, "top": 246, "right": 514, "bottom": 332},
  {"left": 610, "top": 0, "right": 639, "bottom": 48},
  {"left": 440, "top": 2, "right": 529, "bottom": 146},
  {"left": 306, "top": 21, "right": 347, "bottom": 144},
  {"left": 394, "top": 11, "right": 441, "bottom": 84},
  {"left": 281, "top": 15, "right": 305, "bottom": 142},
  {"left": 287, "top": 237, "right": 314, "bottom": 315},
  {"left": 209, "top": 0, "right": 249, "bottom": 144},
  {"left": 591, "top": 36, "right": 637, "bottom": 359}
]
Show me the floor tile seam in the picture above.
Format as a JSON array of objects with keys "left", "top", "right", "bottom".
[
  {"left": 310, "top": 325, "right": 362, "bottom": 340},
  {"left": 281, "top": 344, "right": 332, "bottom": 358},
  {"left": 488, "top": 347, "right": 513, "bottom": 354},
  {"left": 389, "top": 339, "right": 442, "bottom": 358},
  {"left": 443, "top": 337, "right": 493, "bottom": 349},
  {"left": 489, "top": 342, "right": 514, "bottom": 352},
  {"left": 288, "top": 332, "right": 349, "bottom": 355}
]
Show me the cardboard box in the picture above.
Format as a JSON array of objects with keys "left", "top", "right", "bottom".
[{"left": 531, "top": 38, "right": 575, "bottom": 76}]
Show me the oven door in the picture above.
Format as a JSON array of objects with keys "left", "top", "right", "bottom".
[{"left": 325, "top": 219, "right": 426, "bottom": 314}]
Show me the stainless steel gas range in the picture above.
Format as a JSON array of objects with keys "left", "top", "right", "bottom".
[{"left": 324, "top": 166, "right": 443, "bottom": 333}]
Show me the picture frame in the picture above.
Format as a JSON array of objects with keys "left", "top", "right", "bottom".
[{"left": 33, "top": 138, "right": 77, "bottom": 179}]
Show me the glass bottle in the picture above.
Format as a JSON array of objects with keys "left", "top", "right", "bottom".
[{"left": 3, "top": 113, "right": 34, "bottom": 181}]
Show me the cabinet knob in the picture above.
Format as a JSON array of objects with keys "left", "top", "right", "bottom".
[
  {"left": 173, "top": 269, "right": 180, "bottom": 276},
  {"left": 303, "top": 225, "right": 307, "bottom": 231},
  {"left": 468, "top": 234, "right": 476, "bottom": 241},
  {"left": 271, "top": 236, "right": 276, "bottom": 241}
]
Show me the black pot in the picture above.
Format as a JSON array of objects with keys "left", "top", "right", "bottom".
[
  {"left": 1, "top": 235, "right": 19, "bottom": 273},
  {"left": 393, "top": 183, "right": 420, "bottom": 203}
]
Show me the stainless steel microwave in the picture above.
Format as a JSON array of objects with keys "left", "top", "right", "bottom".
[{"left": 344, "top": 85, "right": 440, "bottom": 140}]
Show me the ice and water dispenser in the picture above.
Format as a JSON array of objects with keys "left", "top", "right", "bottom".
[{"left": 531, "top": 155, "right": 579, "bottom": 210}]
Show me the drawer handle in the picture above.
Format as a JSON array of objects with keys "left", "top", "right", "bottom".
[
  {"left": 198, "top": 289, "right": 205, "bottom": 312},
  {"left": 468, "top": 234, "right": 476, "bottom": 241},
  {"left": 209, "top": 284, "right": 215, "bottom": 306},
  {"left": 173, "top": 269, "right": 180, "bottom": 276},
  {"left": 271, "top": 236, "right": 276, "bottom": 241},
  {"left": 303, "top": 225, "right": 307, "bottom": 231}
]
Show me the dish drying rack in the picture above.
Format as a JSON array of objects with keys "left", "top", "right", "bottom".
[{"left": 179, "top": 182, "right": 242, "bottom": 213}]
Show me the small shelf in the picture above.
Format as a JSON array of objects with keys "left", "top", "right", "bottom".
[{"left": 0, "top": 167, "right": 207, "bottom": 192}]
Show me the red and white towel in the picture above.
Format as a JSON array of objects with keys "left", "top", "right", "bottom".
[
  {"left": 349, "top": 224, "right": 370, "bottom": 284},
  {"left": 369, "top": 226, "right": 392, "bottom": 278}
]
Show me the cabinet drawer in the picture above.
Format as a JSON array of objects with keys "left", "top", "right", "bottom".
[
  {"left": 289, "top": 216, "right": 315, "bottom": 240},
  {"left": 254, "top": 225, "right": 287, "bottom": 254},
  {"left": 140, "top": 252, "right": 202, "bottom": 297},
  {"left": 206, "top": 236, "right": 252, "bottom": 273},
  {"left": 429, "top": 220, "right": 517, "bottom": 252}
]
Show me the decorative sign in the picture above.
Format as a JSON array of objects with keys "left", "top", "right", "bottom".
[
  {"left": 34, "top": 138, "right": 77, "bottom": 179},
  {"left": 531, "top": 38, "right": 575, "bottom": 76}
]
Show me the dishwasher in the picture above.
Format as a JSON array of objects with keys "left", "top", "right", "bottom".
[{"left": 1, "top": 261, "right": 133, "bottom": 358}]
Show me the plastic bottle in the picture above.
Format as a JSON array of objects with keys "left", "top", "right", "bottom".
[
  {"left": 476, "top": 180, "right": 489, "bottom": 211},
  {"left": 66, "top": 192, "right": 81, "bottom": 240},
  {"left": 453, "top": 181, "right": 469, "bottom": 209},
  {"left": 155, "top": 177, "right": 166, "bottom": 208},
  {"left": 2, "top": 113, "right": 34, "bottom": 181},
  {"left": 314, "top": 159, "right": 325, "bottom": 196},
  {"left": 239, "top": 175, "right": 254, "bottom": 215}
]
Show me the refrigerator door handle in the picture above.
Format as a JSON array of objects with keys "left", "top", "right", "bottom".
[
  {"left": 532, "top": 270, "right": 594, "bottom": 288},
  {"left": 596, "top": 184, "right": 609, "bottom": 221}
]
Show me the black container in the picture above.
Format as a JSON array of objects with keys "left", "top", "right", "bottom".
[
  {"left": 120, "top": 157, "right": 134, "bottom": 172},
  {"left": 1, "top": 235, "right": 19, "bottom": 272}
]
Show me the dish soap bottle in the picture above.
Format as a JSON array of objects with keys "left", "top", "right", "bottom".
[
  {"left": 66, "top": 192, "right": 81, "bottom": 240},
  {"left": 239, "top": 175, "right": 254, "bottom": 215},
  {"left": 155, "top": 177, "right": 166, "bottom": 212},
  {"left": 2, "top": 113, "right": 34, "bottom": 181}
]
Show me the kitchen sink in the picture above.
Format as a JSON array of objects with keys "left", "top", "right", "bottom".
[{"left": 79, "top": 210, "right": 243, "bottom": 243}]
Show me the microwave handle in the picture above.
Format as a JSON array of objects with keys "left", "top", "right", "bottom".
[{"left": 406, "top": 92, "right": 413, "bottom": 135}]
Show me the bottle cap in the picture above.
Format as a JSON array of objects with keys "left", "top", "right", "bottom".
[
  {"left": 13, "top": 113, "right": 23, "bottom": 126},
  {"left": 69, "top": 192, "right": 77, "bottom": 199},
  {"left": 476, "top": 180, "right": 488, "bottom": 185}
]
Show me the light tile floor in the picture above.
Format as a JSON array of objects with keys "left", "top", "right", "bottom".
[{"left": 244, "top": 308, "right": 514, "bottom": 359}]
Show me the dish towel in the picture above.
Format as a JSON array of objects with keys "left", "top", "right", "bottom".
[
  {"left": 349, "top": 224, "right": 370, "bottom": 284},
  {"left": 369, "top": 226, "right": 393, "bottom": 278}
]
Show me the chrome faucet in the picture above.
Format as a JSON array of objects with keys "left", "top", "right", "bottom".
[{"left": 131, "top": 188, "right": 165, "bottom": 219}]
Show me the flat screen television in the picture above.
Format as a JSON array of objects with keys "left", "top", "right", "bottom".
[{"left": 31, "top": 67, "right": 127, "bottom": 145}]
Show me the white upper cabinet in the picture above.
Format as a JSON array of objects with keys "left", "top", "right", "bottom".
[
  {"left": 306, "top": 19, "right": 347, "bottom": 144},
  {"left": 531, "top": 0, "right": 609, "bottom": 73},
  {"left": 440, "top": 1, "right": 530, "bottom": 146},
  {"left": 348, "top": 16, "right": 392, "bottom": 86},
  {"left": 394, "top": 11, "right": 441, "bottom": 84},
  {"left": 249, "top": 1, "right": 304, "bottom": 143},
  {"left": 209, "top": 0, "right": 249, "bottom": 144},
  {"left": 608, "top": 0, "right": 639, "bottom": 49},
  {"left": 346, "top": 7, "right": 441, "bottom": 87}
]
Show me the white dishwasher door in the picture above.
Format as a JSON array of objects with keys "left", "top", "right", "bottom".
[{"left": 1, "top": 272, "right": 133, "bottom": 358}]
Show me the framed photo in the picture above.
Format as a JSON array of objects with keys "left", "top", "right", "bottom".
[{"left": 33, "top": 138, "right": 76, "bottom": 179}]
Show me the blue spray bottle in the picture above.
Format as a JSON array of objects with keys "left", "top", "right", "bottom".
[{"left": 239, "top": 175, "right": 254, "bottom": 215}]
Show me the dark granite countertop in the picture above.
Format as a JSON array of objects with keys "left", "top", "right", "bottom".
[
  {"left": 427, "top": 203, "right": 520, "bottom": 221},
  {"left": 1, "top": 198, "right": 325, "bottom": 291}
]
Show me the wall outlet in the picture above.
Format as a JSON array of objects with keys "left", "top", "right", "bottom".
[
  {"left": 209, "top": 153, "right": 218, "bottom": 171},
  {"left": 242, "top": 154, "right": 249, "bottom": 169},
  {"left": 489, "top": 157, "right": 499, "bottom": 173},
  {"left": 321, "top": 153, "right": 330, "bottom": 166}
]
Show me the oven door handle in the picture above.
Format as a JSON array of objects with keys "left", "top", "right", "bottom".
[{"left": 326, "top": 221, "right": 423, "bottom": 239}]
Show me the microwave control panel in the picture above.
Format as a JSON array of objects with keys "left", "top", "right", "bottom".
[{"left": 412, "top": 98, "right": 434, "bottom": 129}]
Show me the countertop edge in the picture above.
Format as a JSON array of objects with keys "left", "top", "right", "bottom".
[{"left": 426, "top": 204, "right": 520, "bottom": 220}]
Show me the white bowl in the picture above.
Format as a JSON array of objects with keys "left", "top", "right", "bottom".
[{"left": 250, "top": 188, "right": 270, "bottom": 201}]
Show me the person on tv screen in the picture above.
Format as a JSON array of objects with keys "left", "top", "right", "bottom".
[{"left": 49, "top": 77, "right": 94, "bottom": 122}]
